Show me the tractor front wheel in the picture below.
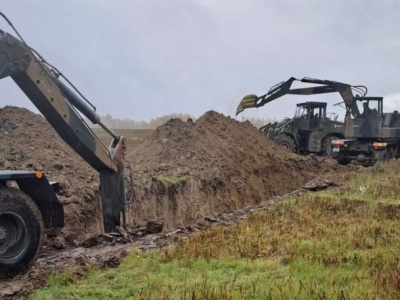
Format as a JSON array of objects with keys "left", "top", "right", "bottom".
[
  {"left": 275, "top": 135, "right": 296, "bottom": 153},
  {"left": 322, "top": 136, "right": 340, "bottom": 157},
  {"left": 0, "top": 188, "right": 44, "bottom": 277}
]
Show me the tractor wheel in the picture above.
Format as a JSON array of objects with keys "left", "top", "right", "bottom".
[
  {"left": 322, "top": 136, "right": 340, "bottom": 157},
  {"left": 337, "top": 158, "right": 351, "bottom": 165},
  {"left": 275, "top": 135, "right": 296, "bottom": 153},
  {"left": 0, "top": 188, "right": 44, "bottom": 278},
  {"left": 382, "top": 148, "right": 394, "bottom": 162}
]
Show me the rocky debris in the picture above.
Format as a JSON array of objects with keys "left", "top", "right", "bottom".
[
  {"left": 303, "top": 178, "right": 341, "bottom": 191},
  {"left": 145, "top": 220, "right": 164, "bottom": 234},
  {"left": 53, "top": 236, "right": 66, "bottom": 250}
]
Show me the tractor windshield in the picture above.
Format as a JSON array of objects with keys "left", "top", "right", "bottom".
[
  {"left": 352, "top": 99, "right": 382, "bottom": 119},
  {"left": 294, "top": 105, "right": 307, "bottom": 118}
]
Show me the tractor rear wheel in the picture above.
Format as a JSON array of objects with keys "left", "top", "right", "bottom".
[
  {"left": 0, "top": 188, "right": 44, "bottom": 277},
  {"left": 322, "top": 136, "right": 340, "bottom": 157},
  {"left": 275, "top": 135, "right": 296, "bottom": 153},
  {"left": 385, "top": 148, "right": 394, "bottom": 161}
]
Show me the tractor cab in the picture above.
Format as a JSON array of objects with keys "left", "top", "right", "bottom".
[{"left": 294, "top": 102, "right": 327, "bottom": 130}]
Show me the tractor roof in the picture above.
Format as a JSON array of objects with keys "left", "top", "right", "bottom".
[{"left": 296, "top": 101, "right": 327, "bottom": 108}]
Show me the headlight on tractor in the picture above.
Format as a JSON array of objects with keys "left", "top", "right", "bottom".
[
  {"left": 331, "top": 140, "right": 344, "bottom": 148},
  {"left": 372, "top": 142, "right": 387, "bottom": 151}
]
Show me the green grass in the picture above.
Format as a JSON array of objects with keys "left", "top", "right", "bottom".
[
  {"left": 153, "top": 175, "right": 188, "bottom": 185},
  {"left": 91, "top": 128, "right": 153, "bottom": 142},
  {"left": 33, "top": 161, "right": 400, "bottom": 299}
]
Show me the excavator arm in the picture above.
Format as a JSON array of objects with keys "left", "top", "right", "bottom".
[
  {"left": 0, "top": 29, "right": 127, "bottom": 232},
  {"left": 236, "top": 77, "right": 367, "bottom": 117}
]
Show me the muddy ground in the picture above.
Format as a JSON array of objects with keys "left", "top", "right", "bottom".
[{"left": 0, "top": 106, "right": 360, "bottom": 298}]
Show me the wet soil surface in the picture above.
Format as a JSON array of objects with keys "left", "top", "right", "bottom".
[{"left": 0, "top": 106, "right": 360, "bottom": 298}]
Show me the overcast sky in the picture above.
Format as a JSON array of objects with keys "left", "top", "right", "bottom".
[{"left": 1, "top": 0, "right": 399, "bottom": 123}]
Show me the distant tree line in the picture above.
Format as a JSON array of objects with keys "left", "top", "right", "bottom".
[
  {"left": 241, "top": 117, "right": 278, "bottom": 129},
  {"left": 90, "top": 113, "right": 194, "bottom": 129},
  {"left": 89, "top": 113, "right": 277, "bottom": 129}
]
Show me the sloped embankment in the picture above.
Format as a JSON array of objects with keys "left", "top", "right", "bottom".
[
  {"left": 0, "top": 106, "right": 339, "bottom": 240},
  {"left": 127, "top": 111, "right": 340, "bottom": 228}
]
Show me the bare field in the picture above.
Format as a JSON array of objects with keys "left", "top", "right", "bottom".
[{"left": 91, "top": 128, "right": 154, "bottom": 144}]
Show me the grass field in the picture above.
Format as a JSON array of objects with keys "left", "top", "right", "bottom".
[
  {"left": 91, "top": 128, "right": 154, "bottom": 144},
  {"left": 33, "top": 161, "right": 400, "bottom": 299}
]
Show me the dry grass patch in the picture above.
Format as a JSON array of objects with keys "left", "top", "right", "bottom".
[{"left": 33, "top": 161, "right": 400, "bottom": 299}]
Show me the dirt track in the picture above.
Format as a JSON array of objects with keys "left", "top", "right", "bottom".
[{"left": 0, "top": 106, "right": 360, "bottom": 298}]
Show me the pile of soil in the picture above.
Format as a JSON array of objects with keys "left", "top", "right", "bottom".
[
  {"left": 0, "top": 106, "right": 339, "bottom": 241},
  {"left": 0, "top": 106, "right": 354, "bottom": 298},
  {"left": 0, "top": 106, "right": 101, "bottom": 240},
  {"left": 127, "top": 111, "right": 339, "bottom": 228}
]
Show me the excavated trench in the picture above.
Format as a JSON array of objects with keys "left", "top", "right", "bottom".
[
  {"left": 0, "top": 178, "right": 341, "bottom": 299},
  {"left": 0, "top": 106, "right": 358, "bottom": 298}
]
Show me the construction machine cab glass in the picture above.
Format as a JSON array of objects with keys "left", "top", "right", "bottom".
[
  {"left": 345, "top": 97, "right": 384, "bottom": 139},
  {"left": 347, "top": 97, "right": 383, "bottom": 119},
  {"left": 355, "top": 99, "right": 381, "bottom": 119},
  {"left": 294, "top": 102, "right": 326, "bottom": 129}
]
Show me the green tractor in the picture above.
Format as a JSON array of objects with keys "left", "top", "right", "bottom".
[{"left": 259, "top": 101, "right": 345, "bottom": 156}]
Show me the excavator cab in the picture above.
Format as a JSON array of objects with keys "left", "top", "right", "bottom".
[
  {"left": 330, "top": 96, "right": 399, "bottom": 165},
  {"left": 345, "top": 97, "right": 384, "bottom": 139}
]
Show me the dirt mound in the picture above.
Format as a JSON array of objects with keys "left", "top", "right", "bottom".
[
  {"left": 0, "top": 106, "right": 100, "bottom": 240},
  {"left": 127, "top": 111, "right": 338, "bottom": 228},
  {"left": 0, "top": 107, "right": 340, "bottom": 240},
  {"left": 0, "top": 106, "right": 361, "bottom": 299},
  {"left": 132, "top": 110, "right": 326, "bottom": 180}
]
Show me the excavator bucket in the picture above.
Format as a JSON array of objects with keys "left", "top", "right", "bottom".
[{"left": 236, "top": 94, "right": 259, "bottom": 115}]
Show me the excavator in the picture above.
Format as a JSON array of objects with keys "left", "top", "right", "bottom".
[
  {"left": 236, "top": 77, "right": 366, "bottom": 116},
  {"left": 236, "top": 77, "right": 365, "bottom": 155},
  {"left": 237, "top": 77, "right": 400, "bottom": 165},
  {"left": 0, "top": 14, "right": 131, "bottom": 276}
]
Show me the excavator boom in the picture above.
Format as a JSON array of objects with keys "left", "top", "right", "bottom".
[
  {"left": 0, "top": 14, "right": 132, "bottom": 277},
  {"left": 0, "top": 29, "right": 127, "bottom": 232},
  {"left": 236, "top": 77, "right": 367, "bottom": 116}
]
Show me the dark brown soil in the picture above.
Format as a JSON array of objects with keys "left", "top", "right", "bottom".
[
  {"left": 127, "top": 111, "right": 341, "bottom": 228},
  {"left": 0, "top": 106, "right": 355, "bottom": 298},
  {"left": 0, "top": 106, "right": 344, "bottom": 239}
]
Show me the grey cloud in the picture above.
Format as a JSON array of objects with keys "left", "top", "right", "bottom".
[{"left": 0, "top": 0, "right": 399, "bottom": 122}]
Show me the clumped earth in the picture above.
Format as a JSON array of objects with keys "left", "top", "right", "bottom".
[
  {"left": 0, "top": 106, "right": 355, "bottom": 298},
  {"left": 127, "top": 111, "right": 341, "bottom": 228}
]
